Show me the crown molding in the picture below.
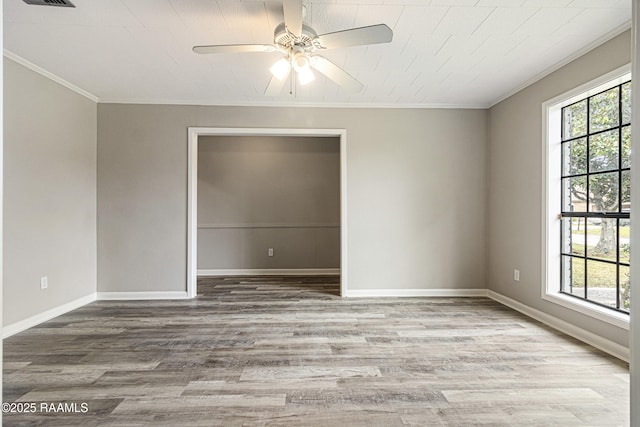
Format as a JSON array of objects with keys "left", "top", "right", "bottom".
[
  {"left": 4, "top": 49, "right": 99, "bottom": 103},
  {"left": 488, "top": 21, "right": 632, "bottom": 108},
  {"left": 97, "top": 98, "right": 487, "bottom": 109}
]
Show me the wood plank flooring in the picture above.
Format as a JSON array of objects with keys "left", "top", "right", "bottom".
[{"left": 3, "top": 276, "right": 630, "bottom": 426}]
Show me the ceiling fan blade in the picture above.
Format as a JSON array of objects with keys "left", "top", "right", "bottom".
[
  {"left": 311, "top": 56, "right": 364, "bottom": 94},
  {"left": 316, "top": 24, "right": 393, "bottom": 50},
  {"left": 282, "top": 0, "right": 303, "bottom": 37},
  {"left": 264, "top": 72, "right": 290, "bottom": 96},
  {"left": 193, "top": 44, "right": 276, "bottom": 54}
]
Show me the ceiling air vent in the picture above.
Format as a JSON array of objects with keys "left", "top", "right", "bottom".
[{"left": 23, "top": 0, "right": 75, "bottom": 7}]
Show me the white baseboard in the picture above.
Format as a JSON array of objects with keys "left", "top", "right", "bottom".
[
  {"left": 198, "top": 268, "right": 340, "bottom": 276},
  {"left": 2, "top": 293, "right": 97, "bottom": 339},
  {"left": 345, "top": 289, "right": 488, "bottom": 298},
  {"left": 97, "top": 291, "right": 189, "bottom": 300},
  {"left": 488, "top": 290, "right": 629, "bottom": 362}
]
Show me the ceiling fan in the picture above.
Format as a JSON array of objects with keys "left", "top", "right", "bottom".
[{"left": 192, "top": 0, "right": 393, "bottom": 96}]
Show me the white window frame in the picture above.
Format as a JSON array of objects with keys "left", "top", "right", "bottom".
[{"left": 542, "top": 65, "right": 631, "bottom": 330}]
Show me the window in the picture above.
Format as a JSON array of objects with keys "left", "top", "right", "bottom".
[
  {"left": 560, "top": 81, "right": 631, "bottom": 313},
  {"left": 544, "top": 67, "right": 631, "bottom": 327}
]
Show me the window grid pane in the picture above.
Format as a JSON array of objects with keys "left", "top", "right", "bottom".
[{"left": 589, "top": 87, "right": 619, "bottom": 133}]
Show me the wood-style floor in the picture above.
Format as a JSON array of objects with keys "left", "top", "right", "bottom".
[{"left": 3, "top": 276, "right": 630, "bottom": 426}]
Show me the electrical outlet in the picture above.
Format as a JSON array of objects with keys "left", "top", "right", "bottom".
[
  {"left": 40, "top": 276, "right": 48, "bottom": 290},
  {"left": 514, "top": 269, "right": 520, "bottom": 282},
  {"left": 268, "top": 248, "right": 274, "bottom": 257}
]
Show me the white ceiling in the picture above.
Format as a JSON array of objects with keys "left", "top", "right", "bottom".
[{"left": 3, "top": 0, "right": 632, "bottom": 108}]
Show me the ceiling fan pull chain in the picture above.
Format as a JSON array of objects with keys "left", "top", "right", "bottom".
[{"left": 290, "top": 70, "right": 295, "bottom": 95}]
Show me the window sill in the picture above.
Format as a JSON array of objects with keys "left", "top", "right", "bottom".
[{"left": 543, "top": 292, "right": 629, "bottom": 330}]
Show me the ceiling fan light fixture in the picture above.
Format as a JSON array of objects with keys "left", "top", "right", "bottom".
[
  {"left": 297, "top": 65, "right": 315, "bottom": 86},
  {"left": 292, "top": 52, "right": 310, "bottom": 71},
  {"left": 291, "top": 50, "right": 314, "bottom": 85},
  {"left": 270, "top": 58, "right": 291, "bottom": 81}
]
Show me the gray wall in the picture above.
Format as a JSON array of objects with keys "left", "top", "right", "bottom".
[
  {"left": 3, "top": 58, "right": 97, "bottom": 326},
  {"left": 487, "top": 31, "right": 632, "bottom": 348},
  {"left": 197, "top": 136, "right": 340, "bottom": 270},
  {"left": 98, "top": 105, "right": 487, "bottom": 292}
]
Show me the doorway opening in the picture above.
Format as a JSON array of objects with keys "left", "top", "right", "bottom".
[{"left": 187, "top": 127, "right": 347, "bottom": 298}]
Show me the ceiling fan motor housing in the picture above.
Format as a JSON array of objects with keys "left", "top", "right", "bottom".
[{"left": 274, "top": 22, "right": 317, "bottom": 50}]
